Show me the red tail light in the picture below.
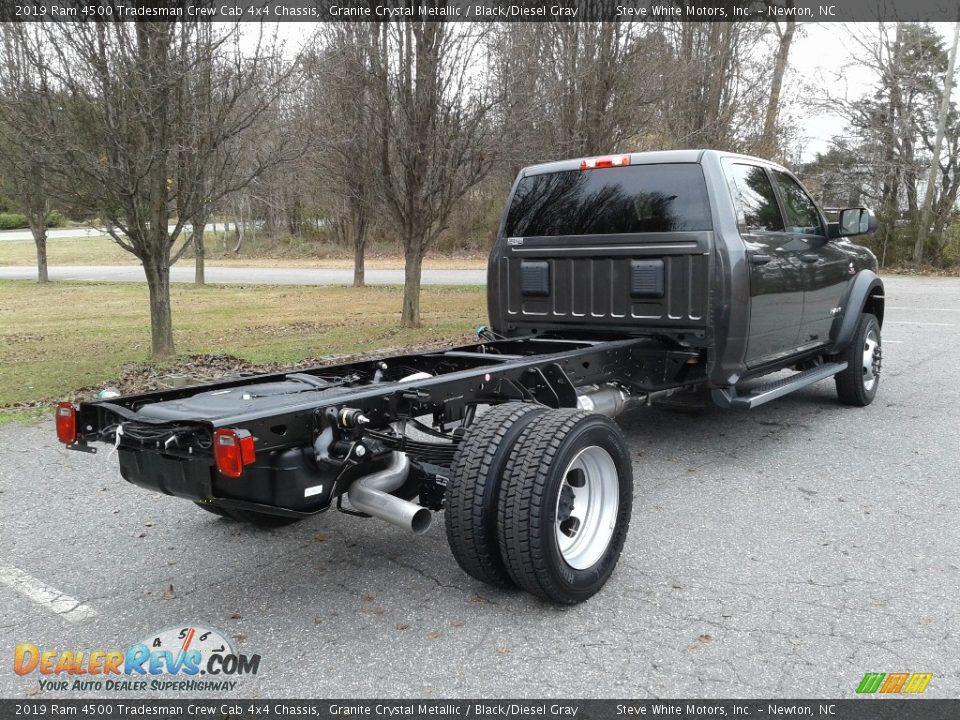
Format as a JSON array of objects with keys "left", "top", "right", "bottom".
[
  {"left": 213, "top": 428, "right": 255, "bottom": 478},
  {"left": 56, "top": 402, "right": 77, "bottom": 444},
  {"left": 580, "top": 154, "right": 632, "bottom": 170}
]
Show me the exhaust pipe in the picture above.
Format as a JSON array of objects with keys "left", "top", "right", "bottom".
[
  {"left": 577, "top": 384, "right": 700, "bottom": 417},
  {"left": 347, "top": 452, "right": 432, "bottom": 535},
  {"left": 577, "top": 384, "right": 640, "bottom": 417}
]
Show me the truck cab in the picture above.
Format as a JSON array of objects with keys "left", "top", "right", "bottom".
[{"left": 487, "top": 149, "right": 884, "bottom": 404}]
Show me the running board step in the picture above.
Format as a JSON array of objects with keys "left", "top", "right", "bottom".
[{"left": 712, "top": 362, "right": 848, "bottom": 410}]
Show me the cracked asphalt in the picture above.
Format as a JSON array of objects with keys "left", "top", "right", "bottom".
[{"left": 0, "top": 276, "right": 957, "bottom": 699}]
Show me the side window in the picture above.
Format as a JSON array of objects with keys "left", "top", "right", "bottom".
[
  {"left": 725, "top": 163, "right": 784, "bottom": 232},
  {"left": 772, "top": 171, "right": 824, "bottom": 236}
]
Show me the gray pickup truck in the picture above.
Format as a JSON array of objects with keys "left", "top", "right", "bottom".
[{"left": 58, "top": 149, "right": 883, "bottom": 604}]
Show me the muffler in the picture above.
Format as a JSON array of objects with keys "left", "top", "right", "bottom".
[
  {"left": 347, "top": 452, "right": 432, "bottom": 535},
  {"left": 576, "top": 383, "right": 698, "bottom": 417},
  {"left": 577, "top": 384, "right": 641, "bottom": 417}
]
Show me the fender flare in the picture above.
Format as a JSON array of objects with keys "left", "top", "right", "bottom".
[{"left": 828, "top": 270, "right": 884, "bottom": 354}]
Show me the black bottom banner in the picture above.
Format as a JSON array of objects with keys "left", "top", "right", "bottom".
[{"left": 1, "top": 699, "right": 957, "bottom": 720}]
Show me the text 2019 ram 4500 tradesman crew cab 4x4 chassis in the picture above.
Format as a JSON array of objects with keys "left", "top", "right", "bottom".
[{"left": 57, "top": 150, "right": 884, "bottom": 604}]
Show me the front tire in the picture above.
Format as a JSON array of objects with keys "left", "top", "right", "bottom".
[
  {"left": 835, "top": 313, "right": 881, "bottom": 407},
  {"left": 497, "top": 410, "right": 633, "bottom": 604}
]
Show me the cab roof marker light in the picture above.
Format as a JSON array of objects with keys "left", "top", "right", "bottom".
[{"left": 580, "top": 154, "right": 632, "bottom": 170}]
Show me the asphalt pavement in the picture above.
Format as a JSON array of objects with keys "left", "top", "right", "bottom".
[
  {"left": 0, "top": 265, "right": 486, "bottom": 286},
  {"left": 0, "top": 276, "right": 957, "bottom": 699}
]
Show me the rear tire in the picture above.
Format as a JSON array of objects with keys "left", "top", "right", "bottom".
[
  {"left": 835, "top": 313, "right": 881, "bottom": 407},
  {"left": 497, "top": 409, "right": 633, "bottom": 604},
  {"left": 194, "top": 502, "right": 303, "bottom": 527},
  {"left": 445, "top": 403, "right": 547, "bottom": 588}
]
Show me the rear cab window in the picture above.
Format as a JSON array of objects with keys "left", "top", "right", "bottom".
[{"left": 504, "top": 163, "right": 713, "bottom": 237}]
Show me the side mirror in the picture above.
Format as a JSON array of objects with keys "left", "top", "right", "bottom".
[{"left": 835, "top": 207, "right": 877, "bottom": 237}]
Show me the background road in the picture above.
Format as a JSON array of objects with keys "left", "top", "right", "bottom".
[
  {"left": 0, "top": 225, "right": 231, "bottom": 242},
  {"left": 0, "top": 265, "right": 487, "bottom": 286},
  {"left": 0, "top": 276, "right": 957, "bottom": 699},
  {"left": 0, "top": 228, "right": 106, "bottom": 242}
]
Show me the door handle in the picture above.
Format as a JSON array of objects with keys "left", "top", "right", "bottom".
[
  {"left": 800, "top": 254, "right": 819, "bottom": 263},
  {"left": 750, "top": 255, "right": 772, "bottom": 265}
]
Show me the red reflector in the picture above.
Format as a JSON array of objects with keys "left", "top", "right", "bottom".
[
  {"left": 239, "top": 434, "right": 255, "bottom": 465},
  {"left": 213, "top": 428, "right": 256, "bottom": 478},
  {"left": 580, "top": 154, "right": 632, "bottom": 170},
  {"left": 55, "top": 402, "right": 77, "bottom": 444}
]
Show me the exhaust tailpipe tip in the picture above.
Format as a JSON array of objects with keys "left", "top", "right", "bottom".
[
  {"left": 410, "top": 508, "right": 432, "bottom": 535},
  {"left": 347, "top": 452, "right": 433, "bottom": 535}
]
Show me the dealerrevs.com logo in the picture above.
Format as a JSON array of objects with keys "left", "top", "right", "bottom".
[{"left": 14, "top": 625, "right": 260, "bottom": 693}]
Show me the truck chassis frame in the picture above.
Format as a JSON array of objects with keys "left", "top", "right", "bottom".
[{"left": 74, "top": 335, "right": 702, "bottom": 459}]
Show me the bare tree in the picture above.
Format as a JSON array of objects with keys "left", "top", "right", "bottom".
[
  {"left": 490, "top": 22, "right": 659, "bottom": 170},
  {"left": 830, "top": 23, "right": 958, "bottom": 265},
  {"left": 176, "top": 24, "right": 303, "bottom": 285},
  {"left": 305, "top": 25, "right": 381, "bottom": 287},
  {"left": 183, "top": 23, "right": 218, "bottom": 287},
  {"left": 0, "top": 27, "right": 51, "bottom": 283},
  {"left": 653, "top": 22, "right": 768, "bottom": 151},
  {"left": 15, "top": 22, "right": 299, "bottom": 356},
  {"left": 493, "top": 21, "right": 771, "bottom": 160},
  {"left": 915, "top": 21, "right": 960, "bottom": 263},
  {"left": 372, "top": 22, "right": 496, "bottom": 327},
  {"left": 760, "top": 6, "right": 797, "bottom": 157}
]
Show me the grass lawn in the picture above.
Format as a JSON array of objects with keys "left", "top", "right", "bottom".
[
  {"left": 0, "top": 280, "right": 486, "bottom": 416},
  {"left": 0, "top": 236, "right": 136, "bottom": 265},
  {"left": 0, "top": 235, "right": 488, "bottom": 270}
]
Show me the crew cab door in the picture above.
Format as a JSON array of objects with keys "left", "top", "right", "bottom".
[
  {"left": 723, "top": 161, "right": 804, "bottom": 366},
  {"left": 769, "top": 170, "right": 850, "bottom": 346}
]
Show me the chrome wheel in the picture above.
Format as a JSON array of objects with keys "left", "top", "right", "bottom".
[
  {"left": 862, "top": 328, "right": 881, "bottom": 391},
  {"left": 554, "top": 445, "right": 619, "bottom": 570}
]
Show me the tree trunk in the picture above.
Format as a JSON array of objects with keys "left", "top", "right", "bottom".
[
  {"left": 762, "top": 18, "right": 796, "bottom": 157},
  {"left": 29, "top": 217, "right": 48, "bottom": 284},
  {"left": 877, "top": 31, "right": 902, "bottom": 269},
  {"left": 353, "top": 232, "right": 366, "bottom": 288},
  {"left": 914, "top": 21, "right": 960, "bottom": 263},
  {"left": 232, "top": 216, "right": 244, "bottom": 254},
  {"left": 400, "top": 244, "right": 423, "bottom": 328},
  {"left": 143, "top": 257, "right": 175, "bottom": 359},
  {"left": 193, "top": 220, "right": 206, "bottom": 286},
  {"left": 703, "top": 24, "right": 731, "bottom": 146},
  {"left": 352, "top": 207, "right": 368, "bottom": 288}
]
